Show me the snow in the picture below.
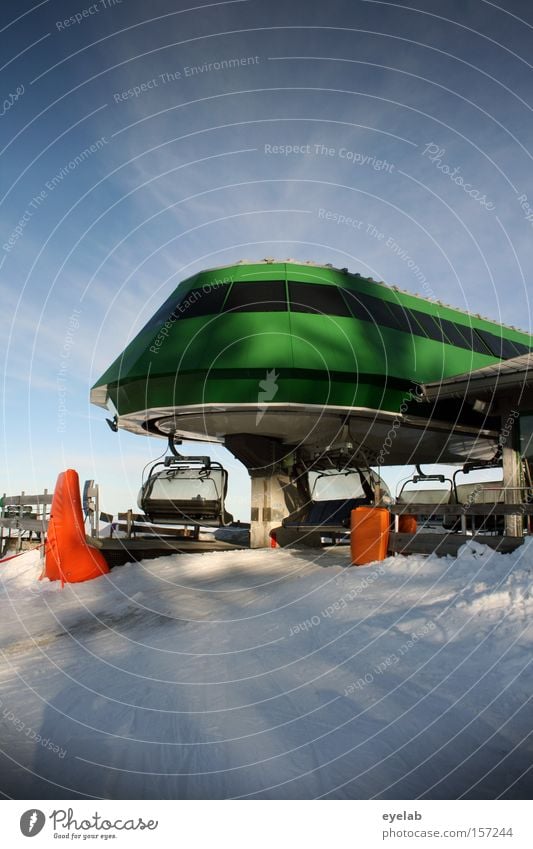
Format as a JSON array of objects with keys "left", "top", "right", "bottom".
[{"left": 0, "top": 540, "right": 531, "bottom": 799}]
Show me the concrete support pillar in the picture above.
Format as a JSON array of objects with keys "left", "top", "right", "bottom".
[
  {"left": 501, "top": 409, "right": 523, "bottom": 538},
  {"left": 250, "top": 474, "right": 295, "bottom": 548}
]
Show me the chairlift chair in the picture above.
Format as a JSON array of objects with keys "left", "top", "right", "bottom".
[
  {"left": 397, "top": 465, "right": 454, "bottom": 504},
  {"left": 396, "top": 465, "right": 454, "bottom": 529},
  {"left": 446, "top": 458, "right": 504, "bottom": 533},
  {"left": 138, "top": 437, "right": 233, "bottom": 527},
  {"left": 282, "top": 467, "right": 385, "bottom": 530}
]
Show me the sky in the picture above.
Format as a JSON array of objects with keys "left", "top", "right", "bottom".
[{"left": 1, "top": 0, "right": 533, "bottom": 519}]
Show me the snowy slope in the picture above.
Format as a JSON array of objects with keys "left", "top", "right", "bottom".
[{"left": 0, "top": 541, "right": 531, "bottom": 799}]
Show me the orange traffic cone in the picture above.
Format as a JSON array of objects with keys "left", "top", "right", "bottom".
[{"left": 43, "top": 469, "right": 109, "bottom": 584}]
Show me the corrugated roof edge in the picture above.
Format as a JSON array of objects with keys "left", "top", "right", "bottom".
[{"left": 193, "top": 259, "right": 532, "bottom": 339}]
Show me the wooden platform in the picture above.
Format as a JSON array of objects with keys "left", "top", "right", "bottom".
[
  {"left": 388, "top": 501, "right": 531, "bottom": 557},
  {"left": 89, "top": 535, "right": 246, "bottom": 567},
  {"left": 389, "top": 531, "right": 523, "bottom": 557}
]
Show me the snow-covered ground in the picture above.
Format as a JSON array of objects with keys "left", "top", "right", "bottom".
[{"left": 0, "top": 541, "right": 531, "bottom": 799}]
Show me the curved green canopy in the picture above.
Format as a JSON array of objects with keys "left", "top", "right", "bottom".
[{"left": 91, "top": 261, "right": 531, "bottom": 465}]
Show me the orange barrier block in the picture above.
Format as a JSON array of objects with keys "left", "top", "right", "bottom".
[
  {"left": 43, "top": 469, "right": 110, "bottom": 584},
  {"left": 398, "top": 515, "right": 418, "bottom": 534},
  {"left": 350, "top": 506, "right": 390, "bottom": 566}
]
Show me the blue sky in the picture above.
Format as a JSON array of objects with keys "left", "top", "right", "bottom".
[{"left": 1, "top": 0, "right": 533, "bottom": 517}]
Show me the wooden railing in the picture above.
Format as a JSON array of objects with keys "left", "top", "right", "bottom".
[
  {"left": 0, "top": 481, "right": 102, "bottom": 555},
  {"left": 111, "top": 511, "right": 200, "bottom": 540},
  {"left": 0, "top": 491, "right": 53, "bottom": 554}
]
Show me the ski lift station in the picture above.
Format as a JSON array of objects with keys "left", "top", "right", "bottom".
[{"left": 90, "top": 260, "right": 533, "bottom": 552}]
